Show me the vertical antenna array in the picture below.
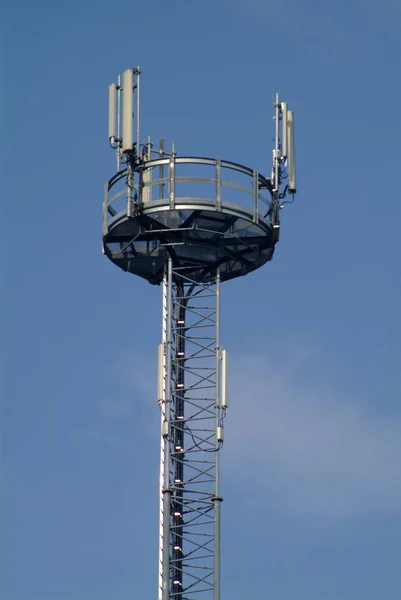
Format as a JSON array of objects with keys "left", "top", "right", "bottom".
[
  {"left": 287, "top": 110, "right": 296, "bottom": 193},
  {"left": 122, "top": 69, "right": 134, "bottom": 153},
  {"left": 272, "top": 94, "right": 297, "bottom": 198},
  {"left": 108, "top": 67, "right": 141, "bottom": 172},
  {"left": 108, "top": 83, "right": 116, "bottom": 141}
]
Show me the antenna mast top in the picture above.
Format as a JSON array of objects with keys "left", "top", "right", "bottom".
[{"left": 104, "top": 70, "right": 297, "bottom": 285}]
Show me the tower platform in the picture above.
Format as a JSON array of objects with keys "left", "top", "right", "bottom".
[{"left": 103, "top": 156, "right": 279, "bottom": 284}]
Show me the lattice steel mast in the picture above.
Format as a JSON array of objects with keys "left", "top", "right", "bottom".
[
  {"left": 158, "top": 261, "right": 225, "bottom": 598},
  {"left": 103, "top": 67, "right": 297, "bottom": 600}
]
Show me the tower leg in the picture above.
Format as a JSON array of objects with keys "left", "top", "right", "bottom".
[{"left": 161, "top": 257, "right": 173, "bottom": 600}]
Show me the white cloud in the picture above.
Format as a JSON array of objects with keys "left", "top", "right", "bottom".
[
  {"left": 88, "top": 345, "right": 401, "bottom": 519},
  {"left": 225, "top": 354, "right": 401, "bottom": 517}
]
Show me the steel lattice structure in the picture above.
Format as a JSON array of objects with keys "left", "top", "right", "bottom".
[
  {"left": 158, "top": 262, "right": 224, "bottom": 599},
  {"left": 103, "top": 66, "right": 296, "bottom": 600}
]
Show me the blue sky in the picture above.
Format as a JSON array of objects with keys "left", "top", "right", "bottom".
[{"left": 1, "top": 0, "right": 401, "bottom": 598}]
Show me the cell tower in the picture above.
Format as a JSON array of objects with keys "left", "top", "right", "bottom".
[{"left": 103, "top": 67, "right": 296, "bottom": 600}]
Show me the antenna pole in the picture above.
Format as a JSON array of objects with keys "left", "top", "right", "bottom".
[
  {"left": 117, "top": 74, "right": 121, "bottom": 171},
  {"left": 274, "top": 92, "right": 280, "bottom": 193},
  {"left": 136, "top": 67, "right": 141, "bottom": 156}
]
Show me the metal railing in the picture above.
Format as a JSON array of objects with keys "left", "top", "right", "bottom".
[{"left": 103, "top": 157, "right": 275, "bottom": 236}]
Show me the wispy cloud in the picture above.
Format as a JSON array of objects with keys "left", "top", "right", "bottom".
[
  {"left": 225, "top": 353, "right": 401, "bottom": 517},
  {"left": 80, "top": 344, "right": 401, "bottom": 519},
  {"left": 69, "top": 351, "right": 159, "bottom": 458}
]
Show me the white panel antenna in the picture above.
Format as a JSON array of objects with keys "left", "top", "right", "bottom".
[
  {"left": 142, "top": 138, "right": 152, "bottom": 203},
  {"left": 158, "top": 343, "right": 164, "bottom": 407},
  {"left": 287, "top": 110, "right": 296, "bottom": 193},
  {"left": 122, "top": 69, "right": 133, "bottom": 153},
  {"left": 108, "top": 83, "right": 117, "bottom": 142},
  {"left": 142, "top": 168, "right": 152, "bottom": 203},
  {"left": 221, "top": 349, "right": 228, "bottom": 409},
  {"left": 281, "top": 102, "right": 288, "bottom": 160}
]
